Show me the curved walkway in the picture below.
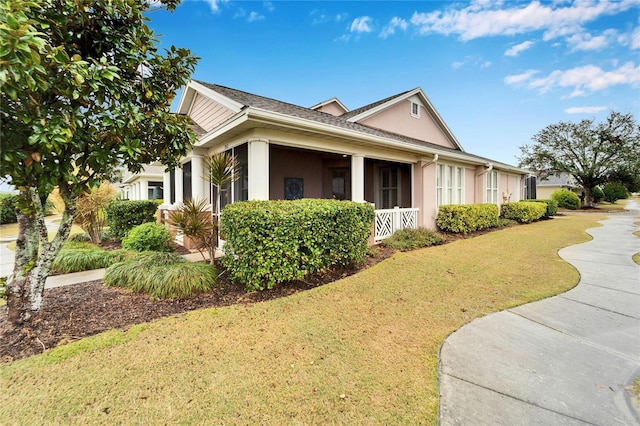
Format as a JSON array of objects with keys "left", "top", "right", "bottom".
[{"left": 439, "top": 202, "right": 640, "bottom": 425}]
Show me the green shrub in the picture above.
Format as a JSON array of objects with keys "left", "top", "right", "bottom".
[
  {"left": 500, "top": 202, "right": 547, "bottom": 224},
  {"left": 68, "top": 232, "right": 91, "bottom": 243},
  {"left": 592, "top": 187, "right": 605, "bottom": 203},
  {"left": 221, "top": 199, "right": 375, "bottom": 291},
  {"left": 0, "top": 276, "right": 6, "bottom": 305},
  {"left": 436, "top": 204, "right": 499, "bottom": 234},
  {"left": 602, "top": 182, "right": 629, "bottom": 203},
  {"left": 551, "top": 189, "right": 580, "bottom": 210},
  {"left": 104, "top": 252, "right": 216, "bottom": 299},
  {"left": 104, "top": 200, "right": 159, "bottom": 240},
  {"left": 526, "top": 199, "right": 558, "bottom": 219},
  {"left": 121, "top": 222, "right": 173, "bottom": 252},
  {"left": 0, "top": 194, "right": 17, "bottom": 224},
  {"left": 51, "top": 248, "right": 134, "bottom": 274},
  {"left": 381, "top": 227, "right": 445, "bottom": 251}
]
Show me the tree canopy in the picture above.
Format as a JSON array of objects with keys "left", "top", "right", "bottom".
[
  {"left": 0, "top": 0, "right": 198, "bottom": 324},
  {"left": 518, "top": 111, "right": 640, "bottom": 206}
]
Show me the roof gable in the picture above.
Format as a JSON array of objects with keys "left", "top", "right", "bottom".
[
  {"left": 310, "top": 98, "right": 349, "bottom": 116},
  {"left": 343, "top": 88, "right": 463, "bottom": 151}
]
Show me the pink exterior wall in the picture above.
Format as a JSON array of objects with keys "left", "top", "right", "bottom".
[
  {"left": 189, "top": 93, "right": 235, "bottom": 132},
  {"left": 464, "top": 168, "right": 476, "bottom": 204},
  {"left": 500, "top": 173, "right": 522, "bottom": 203},
  {"left": 314, "top": 101, "right": 346, "bottom": 117},
  {"left": 413, "top": 161, "right": 438, "bottom": 229},
  {"left": 358, "top": 100, "right": 456, "bottom": 149}
]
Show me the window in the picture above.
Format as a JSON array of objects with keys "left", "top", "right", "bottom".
[
  {"left": 411, "top": 102, "right": 420, "bottom": 118},
  {"left": 380, "top": 167, "right": 398, "bottom": 209},
  {"left": 437, "top": 163, "right": 464, "bottom": 206},
  {"left": 182, "top": 161, "right": 192, "bottom": 201},
  {"left": 212, "top": 143, "right": 249, "bottom": 211},
  {"left": 331, "top": 169, "right": 347, "bottom": 200},
  {"left": 487, "top": 170, "right": 498, "bottom": 204}
]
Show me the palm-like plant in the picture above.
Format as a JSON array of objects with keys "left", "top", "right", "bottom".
[
  {"left": 204, "top": 152, "right": 239, "bottom": 245},
  {"left": 168, "top": 198, "right": 216, "bottom": 264}
]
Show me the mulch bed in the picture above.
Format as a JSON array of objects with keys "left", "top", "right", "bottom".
[{"left": 0, "top": 245, "right": 396, "bottom": 363}]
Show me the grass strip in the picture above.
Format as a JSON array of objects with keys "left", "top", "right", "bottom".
[{"left": 1, "top": 215, "right": 603, "bottom": 424}]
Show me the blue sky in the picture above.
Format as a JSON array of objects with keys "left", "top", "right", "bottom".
[{"left": 147, "top": 0, "right": 640, "bottom": 167}]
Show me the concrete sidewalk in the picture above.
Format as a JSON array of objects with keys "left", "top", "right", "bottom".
[{"left": 439, "top": 203, "right": 640, "bottom": 425}]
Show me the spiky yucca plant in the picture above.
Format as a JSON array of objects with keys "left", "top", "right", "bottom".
[{"left": 169, "top": 198, "right": 217, "bottom": 263}]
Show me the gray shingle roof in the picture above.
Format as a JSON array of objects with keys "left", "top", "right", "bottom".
[
  {"left": 192, "top": 80, "right": 524, "bottom": 169},
  {"left": 340, "top": 89, "right": 413, "bottom": 120}
]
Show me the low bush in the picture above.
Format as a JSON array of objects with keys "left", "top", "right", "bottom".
[
  {"left": 68, "top": 232, "right": 91, "bottom": 243},
  {"left": 51, "top": 249, "right": 134, "bottom": 274},
  {"left": 500, "top": 201, "right": 547, "bottom": 224},
  {"left": 592, "top": 187, "right": 605, "bottom": 203},
  {"left": 526, "top": 199, "right": 558, "bottom": 219},
  {"left": 104, "top": 200, "right": 159, "bottom": 240},
  {"left": 603, "top": 182, "right": 629, "bottom": 203},
  {"left": 551, "top": 189, "right": 580, "bottom": 210},
  {"left": 0, "top": 194, "right": 17, "bottom": 224},
  {"left": 221, "top": 199, "right": 375, "bottom": 291},
  {"left": 104, "top": 252, "right": 216, "bottom": 299},
  {"left": 436, "top": 204, "right": 499, "bottom": 234},
  {"left": 381, "top": 227, "right": 446, "bottom": 251},
  {"left": 121, "top": 222, "right": 173, "bottom": 252}
]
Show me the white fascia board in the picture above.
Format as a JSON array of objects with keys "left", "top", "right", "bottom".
[
  {"left": 196, "top": 112, "right": 250, "bottom": 147},
  {"left": 416, "top": 90, "right": 465, "bottom": 152},
  {"left": 187, "top": 81, "right": 244, "bottom": 113},
  {"left": 247, "top": 108, "right": 524, "bottom": 170},
  {"left": 176, "top": 85, "right": 196, "bottom": 115},
  {"left": 310, "top": 97, "right": 349, "bottom": 113}
]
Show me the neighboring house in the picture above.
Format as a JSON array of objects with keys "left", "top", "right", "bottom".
[
  {"left": 152, "top": 80, "right": 532, "bottom": 240},
  {"left": 536, "top": 173, "right": 580, "bottom": 200},
  {"left": 119, "top": 165, "right": 166, "bottom": 201}
]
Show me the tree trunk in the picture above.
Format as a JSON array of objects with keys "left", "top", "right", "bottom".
[
  {"left": 583, "top": 186, "right": 594, "bottom": 207},
  {"left": 6, "top": 187, "right": 77, "bottom": 325}
]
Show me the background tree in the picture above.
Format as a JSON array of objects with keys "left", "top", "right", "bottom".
[
  {"left": 70, "top": 182, "right": 118, "bottom": 244},
  {"left": 518, "top": 111, "right": 639, "bottom": 207},
  {"left": 0, "top": 0, "right": 198, "bottom": 324}
]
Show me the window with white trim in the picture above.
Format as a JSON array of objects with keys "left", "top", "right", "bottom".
[
  {"left": 487, "top": 170, "right": 498, "bottom": 204},
  {"left": 437, "top": 163, "right": 464, "bottom": 206},
  {"left": 379, "top": 167, "right": 399, "bottom": 209},
  {"left": 411, "top": 102, "right": 420, "bottom": 118}
]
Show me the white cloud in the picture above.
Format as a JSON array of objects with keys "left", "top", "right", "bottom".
[
  {"left": 628, "top": 25, "right": 640, "bottom": 49},
  {"left": 516, "top": 62, "right": 640, "bottom": 96},
  {"left": 380, "top": 17, "right": 408, "bottom": 39},
  {"left": 451, "top": 61, "right": 464, "bottom": 69},
  {"left": 564, "top": 106, "right": 608, "bottom": 114},
  {"left": 247, "top": 11, "right": 265, "bottom": 22},
  {"left": 409, "top": 0, "right": 637, "bottom": 41},
  {"left": 566, "top": 29, "right": 617, "bottom": 51},
  {"left": 263, "top": 1, "right": 274, "bottom": 12},
  {"left": 205, "top": 0, "right": 228, "bottom": 13},
  {"left": 504, "top": 69, "right": 539, "bottom": 85},
  {"left": 350, "top": 16, "right": 373, "bottom": 33},
  {"left": 481, "top": 61, "right": 492, "bottom": 68},
  {"left": 505, "top": 40, "right": 534, "bottom": 56}
]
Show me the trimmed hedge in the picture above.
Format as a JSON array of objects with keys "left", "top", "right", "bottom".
[
  {"left": 603, "top": 182, "right": 629, "bottom": 203},
  {"left": 500, "top": 202, "right": 547, "bottom": 223},
  {"left": 436, "top": 204, "right": 499, "bottom": 234},
  {"left": 0, "top": 194, "right": 17, "bottom": 224},
  {"left": 526, "top": 199, "right": 558, "bottom": 219},
  {"left": 104, "top": 200, "right": 159, "bottom": 240},
  {"left": 221, "top": 199, "right": 375, "bottom": 291},
  {"left": 551, "top": 189, "right": 580, "bottom": 210}
]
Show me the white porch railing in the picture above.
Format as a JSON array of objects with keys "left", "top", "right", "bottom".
[{"left": 374, "top": 207, "right": 419, "bottom": 242}]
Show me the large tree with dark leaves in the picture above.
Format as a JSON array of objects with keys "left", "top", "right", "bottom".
[
  {"left": 518, "top": 111, "right": 639, "bottom": 207},
  {"left": 0, "top": 0, "right": 198, "bottom": 324}
]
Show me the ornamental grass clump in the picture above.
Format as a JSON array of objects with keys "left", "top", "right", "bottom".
[
  {"left": 51, "top": 248, "right": 134, "bottom": 274},
  {"left": 381, "top": 227, "right": 446, "bottom": 251},
  {"left": 104, "top": 252, "right": 217, "bottom": 299}
]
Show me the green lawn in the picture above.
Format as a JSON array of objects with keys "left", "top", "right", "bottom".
[{"left": 1, "top": 214, "right": 604, "bottom": 424}]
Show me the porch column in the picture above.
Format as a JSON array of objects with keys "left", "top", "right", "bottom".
[
  {"left": 351, "top": 154, "right": 365, "bottom": 202},
  {"left": 134, "top": 182, "right": 140, "bottom": 200},
  {"left": 175, "top": 165, "right": 184, "bottom": 204},
  {"left": 139, "top": 180, "right": 148, "bottom": 201},
  {"left": 191, "top": 155, "right": 206, "bottom": 202},
  {"left": 163, "top": 171, "right": 171, "bottom": 205},
  {"left": 248, "top": 139, "right": 269, "bottom": 200}
]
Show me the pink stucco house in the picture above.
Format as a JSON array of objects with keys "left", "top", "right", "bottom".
[{"left": 155, "top": 80, "right": 533, "bottom": 240}]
